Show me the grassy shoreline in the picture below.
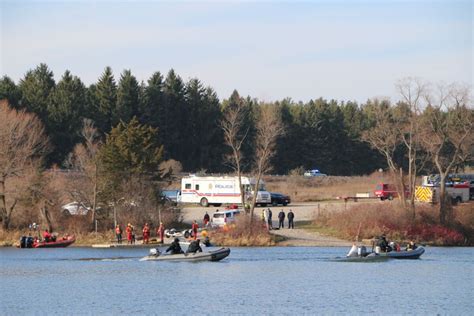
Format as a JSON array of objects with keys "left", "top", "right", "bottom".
[{"left": 3, "top": 224, "right": 472, "bottom": 247}]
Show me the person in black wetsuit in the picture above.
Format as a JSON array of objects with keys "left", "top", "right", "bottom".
[
  {"left": 377, "top": 235, "right": 392, "bottom": 252},
  {"left": 186, "top": 239, "right": 203, "bottom": 254},
  {"left": 166, "top": 238, "right": 184, "bottom": 254}
]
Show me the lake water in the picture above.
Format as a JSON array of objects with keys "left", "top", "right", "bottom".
[{"left": 1, "top": 246, "right": 473, "bottom": 315}]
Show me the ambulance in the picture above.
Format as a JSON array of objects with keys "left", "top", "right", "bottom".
[{"left": 180, "top": 175, "right": 272, "bottom": 207}]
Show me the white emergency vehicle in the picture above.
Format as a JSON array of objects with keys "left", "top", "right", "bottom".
[{"left": 180, "top": 175, "right": 272, "bottom": 207}]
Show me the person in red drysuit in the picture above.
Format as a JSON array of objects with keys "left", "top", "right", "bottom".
[
  {"left": 126, "top": 223, "right": 133, "bottom": 244},
  {"left": 191, "top": 220, "right": 199, "bottom": 240},
  {"left": 157, "top": 222, "right": 165, "bottom": 244},
  {"left": 142, "top": 223, "right": 150, "bottom": 244},
  {"left": 43, "top": 229, "right": 52, "bottom": 242}
]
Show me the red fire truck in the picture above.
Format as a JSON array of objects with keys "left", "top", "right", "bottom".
[{"left": 374, "top": 183, "right": 409, "bottom": 201}]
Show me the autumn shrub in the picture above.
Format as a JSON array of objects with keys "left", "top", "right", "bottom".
[
  {"left": 313, "top": 202, "right": 473, "bottom": 246},
  {"left": 210, "top": 215, "right": 274, "bottom": 246}
]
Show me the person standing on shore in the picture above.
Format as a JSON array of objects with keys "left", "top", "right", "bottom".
[
  {"left": 278, "top": 210, "right": 285, "bottom": 229},
  {"left": 157, "top": 222, "right": 165, "bottom": 244},
  {"left": 263, "top": 208, "right": 270, "bottom": 230},
  {"left": 288, "top": 210, "right": 294, "bottom": 229},
  {"left": 203, "top": 212, "right": 210, "bottom": 227},
  {"left": 126, "top": 223, "right": 133, "bottom": 244},
  {"left": 115, "top": 224, "right": 122, "bottom": 244},
  {"left": 142, "top": 223, "right": 150, "bottom": 244},
  {"left": 268, "top": 208, "right": 273, "bottom": 230}
]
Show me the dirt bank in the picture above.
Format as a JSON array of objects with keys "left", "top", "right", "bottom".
[{"left": 269, "top": 227, "right": 353, "bottom": 247}]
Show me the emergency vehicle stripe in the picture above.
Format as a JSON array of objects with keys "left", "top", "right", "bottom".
[{"left": 415, "top": 186, "right": 434, "bottom": 203}]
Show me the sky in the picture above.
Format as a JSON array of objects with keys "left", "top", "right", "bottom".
[{"left": 1, "top": 0, "right": 472, "bottom": 103}]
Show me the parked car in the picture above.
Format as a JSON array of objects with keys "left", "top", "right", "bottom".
[
  {"left": 165, "top": 228, "right": 194, "bottom": 239},
  {"left": 62, "top": 202, "right": 91, "bottom": 216},
  {"left": 160, "top": 189, "right": 181, "bottom": 206},
  {"left": 270, "top": 192, "right": 291, "bottom": 206},
  {"left": 211, "top": 209, "right": 241, "bottom": 228},
  {"left": 304, "top": 169, "right": 327, "bottom": 177}
]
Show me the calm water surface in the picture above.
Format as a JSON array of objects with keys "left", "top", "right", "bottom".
[{"left": 0, "top": 246, "right": 473, "bottom": 315}]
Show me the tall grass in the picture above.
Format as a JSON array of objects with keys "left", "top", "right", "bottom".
[
  {"left": 210, "top": 216, "right": 275, "bottom": 246},
  {"left": 265, "top": 172, "right": 392, "bottom": 202},
  {"left": 313, "top": 203, "right": 473, "bottom": 246}
]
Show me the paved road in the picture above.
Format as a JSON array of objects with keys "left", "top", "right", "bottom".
[
  {"left": 180, "top": 201, "right": 364, "bottom": 246},
  {"left": 181, "top": 201, "right": 356, "bottom": 224}
]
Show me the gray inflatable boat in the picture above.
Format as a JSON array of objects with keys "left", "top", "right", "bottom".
[{"left": 140, "top": 247, "right": 230, "bottom": 262}]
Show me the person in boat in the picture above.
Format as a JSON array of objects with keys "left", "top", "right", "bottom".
[
  {"left": 142, "top": 223, "right": 150, "bottom": 244},
  {"left": 186, "top": 239, "right": 203, "bottom": 254},
  {"left": 390, "top": 241, "right": 401, "bottom": 252},
  {"left": 203, "top": 236, "right": 211, "bottom": 247},
  {"left": 43, "top": 229, "right": 52, "bottom": 242},
  {"left": 157, "top": 222, "right": 165, "bottom": 244},
  {"left": 203, "top": 212, "right": 210, "bottom": 227},
  {"left": 166, "top": 238, "right": 184, "bottom": 255},
  {"left": 191, "top": 220, "right": 199, "bottom": 240},
  {"left": 406, "top": 241, "right": 417, "bottom": 251},
  {"left": 115, "top": 224, "right": 122, "bottom": 244},
  {"left": 377, "top": 235, "right": 392, "bottom": 252}
]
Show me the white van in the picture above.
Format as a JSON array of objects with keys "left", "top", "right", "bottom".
[{"left": 211, "top": 209, "right": 241, "bottom": 227}]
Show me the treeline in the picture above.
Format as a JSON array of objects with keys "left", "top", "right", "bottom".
[{"left": 0, "top": 64, "right": 385, "bottom": 175}]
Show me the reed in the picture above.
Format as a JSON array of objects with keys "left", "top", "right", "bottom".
[{"left": 210, "top": 215, "right": 275, "bottom": 246}]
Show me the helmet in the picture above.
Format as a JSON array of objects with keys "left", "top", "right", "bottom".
[
  {"left": 174, "top": 238, "right": 179, "bottom": 242},
  {"left": 149, "top": 248, "right": 158, "bottom": 256}
]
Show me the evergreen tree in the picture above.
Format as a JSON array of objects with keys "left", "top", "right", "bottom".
[
  {"left": 141, "top": 71, "right": 164, "bottom": 129},
  {"left": 271, "top": 98, "right": 300, "bottom": 174},
  {"left": 0, "top": 76, "right": 22, "bottom": 108},
  {"left": 93, "top": 67, "right": 117, "bottom": 134},
  {"left": 98, "top": 117, "right": 164, "bottom": 198},
  {"left": 84, "top": 84, "right": 98, "bottom": 121},
  {"left": 185, "top": 79, "right": 223, "bottom": 171},
  {"left": 203, "top": 87, "right": 225, "bottom": 171},
  {"left": 115, "top": 69, "right": 140, "bottom": 126},
  {"left": 162, "top": 69, "right": 187, "bottom": 164},
  {"left": 47, "top": 70, "right": 87, "bottom": 165},
  {"left": 19, "top": 63, "right": 55, "bottom": 121}
]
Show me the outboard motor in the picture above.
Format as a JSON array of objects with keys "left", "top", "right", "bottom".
[
  {"left": 149, "top": 248, "right": 160, "bottom": 257},
  {"left": 357, "top": 246, "right": 367, "bottom": 257}
]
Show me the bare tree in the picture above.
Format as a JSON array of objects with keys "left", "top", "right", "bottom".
[
  {"left": 420, "top": 82, "right": 473, "bottom": 225},
  {"left": 394, "top": 77, "right": 430, "bottom": 219},
  {"left": 66, "top": 119, "right": 102, "bottom": 227},
  {"left": 0, "top": 101, "right": 49, "bottom": 229},
  {"left": 248, "top": 104, "right": 285, "bottom": 223},
  {"left": 362, "top": 99, "right": 409, "bottom": 209},
  {"left": 221, "top": 102, "right": 250, "bottom": 208}
]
